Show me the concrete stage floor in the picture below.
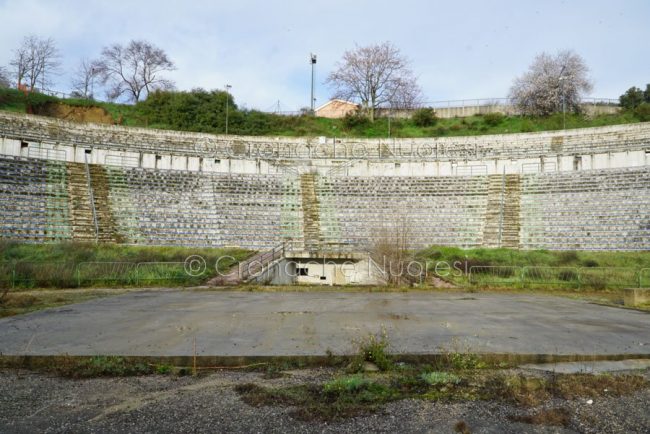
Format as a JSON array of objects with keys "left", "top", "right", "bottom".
[{"left": 1, "top": 290, "right": 649, "bottom": 357}]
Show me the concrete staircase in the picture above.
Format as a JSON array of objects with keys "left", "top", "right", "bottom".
[
  {"left": 88, "top": 164, "right": 119, "bottom": 242},
  {"left": 209, "top": 243, "right": 286, "bottom": 285},
  {"left": 300, "top": 173, "right": 322, "bottom": 252},
  {"left": 66, "top": 162, "right": 97, "bottom": 242},
  {"left": 483, "top": 173, "right": 522, "bottom": 248},
  {"left": 66, "top": 162, "right": 118, "bottom": 243}
]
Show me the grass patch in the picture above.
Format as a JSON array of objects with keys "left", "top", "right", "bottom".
[
  {"left": 0, "top": 241, "right": 252, "bottom": 289},
  {"left": 24, "top": 355, "right": 182, "bottom": 378},
  {"left": 234, "top": 334, "right": 646, "bottom": 421},
  {"left": 0, "top": 288, "right": 140, "bottom": 318},
  {"left": 484, "top": 372, "right": 648, "bottom": 406},
  {"left": 0, "top": 88, "right": 641, "bottom": 138},
  {"left": 417, "top": 246, "right": 650, "bottom": 290},
  {"left": 53, "top": 356, "right": 154, "bottom": 378},
  {"left": 236, "top": 379, "right": 398, "bottom": 421},
  {"left": 235, "top": 369, "right": 648, "bottom": 421}
]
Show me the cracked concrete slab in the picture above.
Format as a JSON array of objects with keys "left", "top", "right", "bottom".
[{"left": 0, "top": 290, "right": 649, "bottom": 357}]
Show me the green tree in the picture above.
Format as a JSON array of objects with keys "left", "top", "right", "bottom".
[{"left": 619, "top": 86, "right": 645, "bottom": 110}]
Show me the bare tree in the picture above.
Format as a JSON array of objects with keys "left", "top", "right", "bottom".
[
  {"left": 509, "top": 50, "right": 593, "bottom": 116},
  {"left": 94, "top": 40, "right": 175, "bottom": 102},
  {"left": 370, "top": 214, "right": 420, "bottom": 286},
  {"left": 326, "top": 42, "right": 422, "bottom": 121},
  {"left": 0, "top": 66, "right": 10, "bottom": 88},
  {"left": 70, "top": 58, "right": 100, "bottom": 99},
  {"left": 9, "top": 35, "right": 61, "bottom": 91}
]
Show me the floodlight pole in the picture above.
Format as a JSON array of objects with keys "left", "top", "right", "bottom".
[
  {"left": 225, "top": 84, "right": 232, "bottom": 134},
  {"left": 310, "top": 53, "right": 317, "bottom": 114}
]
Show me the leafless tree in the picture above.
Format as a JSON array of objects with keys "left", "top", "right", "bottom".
[
  {"left": 94, "top": 40, "right": 175, "bottom": 102},
  {"left": 0, "top": 66, "right": 10, "bottom": 88},
  {"left": 9, "top": 35, "right": 61, "bottom": 91},
  {"left": 509, "top": 50, "right": 593, "bottom": 116},
  {"left": 326, "top": 42, "right": 422, "bottom": 121},
  {"left": 70, "top": 58, "right": 100, "bottom": 99},
  {"left": 370, "top": 214, "right": 421, "bottom": 286}
]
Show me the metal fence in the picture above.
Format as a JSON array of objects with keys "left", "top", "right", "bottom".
[
  {"left": 469, "top": 266, "right": 648, "bottom": 289},
  {"left": 135, "top": 262, "right": 194, "bottom": 284},
  {"left": 521, "top": 266, "right": 580, "bottom": 287},
  {"left": 0, "top": 261, "right": 13, "bottom": 289},
  {"left": 76, "top": 262, "right": 138, "bottom": 286},
  {"left": 468, "top": 266, "right": 523, "bottom": 286},
  {"left": 1, "top": 260, "right": 207, "bottom": 289},
  {"left": 640, "top": 268, "right": 650, "bottom": 289},
  {"left": 13, "top": 261, "right": 76, "bottom": 288}
]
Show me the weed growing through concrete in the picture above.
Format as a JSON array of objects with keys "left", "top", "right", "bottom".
[
  {"left": 348, "top": 328, "right": 394, "bottom": 373},
  {"left": 37, "top": 356, "right": 177, "bottom": 378}
]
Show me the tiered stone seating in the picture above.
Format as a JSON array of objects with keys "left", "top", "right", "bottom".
[
  {"left": 317, "top": 175, "right": 489, "bottom": 249},
  {"left": 0, "top": 156, "right": 71, "bottom": 242},
  {"left": 1, "top": 152, "right": 648, "bottom": 251},
  {"left": 1, "top": 111, "right": 649, "bottom": 161},
  {"left": 520, "top": 167, "right": 650, "bottom": 250},
  {"left": 104, "top": 166, "right": 289, "bottom": 249}
]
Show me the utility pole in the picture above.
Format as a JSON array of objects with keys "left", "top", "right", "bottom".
[
  {"left": 310, "top": 53, "right": 317, "bottom": 114},
  {"left": 225, "top": 84, "right": 232, "bottom": 134}
]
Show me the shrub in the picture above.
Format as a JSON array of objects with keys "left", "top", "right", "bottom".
[
  {"left": 634, "top": 103, "right": 650, "bottom": 122},
  {"left": 411, "top": 107, "right": 437, "bottom": 127},
  {"left": 342, "top": 110, "right": 370, "bottom": 129},
  {"left": 482, "top": 112, "right": 505, "bottom": 127},
  {"left": 620, "top": 86, "right": 645, "bottom": 110},
  {"left": 582, "top": 259, "right": 599, "bottom": 268}
]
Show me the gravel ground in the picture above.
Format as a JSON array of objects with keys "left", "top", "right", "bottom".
[{"left": 0, "top": 368, "right": 648, "bottom": 434}]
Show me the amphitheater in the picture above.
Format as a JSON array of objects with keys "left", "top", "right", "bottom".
[{"left": 0, "top": 111, "right": 649, "bottom": 284}]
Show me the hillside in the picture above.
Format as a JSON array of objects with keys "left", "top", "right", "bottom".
[{"left": 0, "top": 87, "right": 642, "bottom": 138}]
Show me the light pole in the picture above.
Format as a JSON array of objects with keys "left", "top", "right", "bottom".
[
  {"left": 225, "top": 84, "right": 232, "bottom": 134},
  {"left": 310, "top": 53, "right": 317, "bottom": 114},
  {"left": 558, "top": 65, "right": 567, "bottom": 131}
]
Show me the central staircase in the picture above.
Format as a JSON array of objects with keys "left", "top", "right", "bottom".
[
  {"left": 208, "top": 242, "right": 287, "bottom": 285},
  {"left": 483, "top": 173, "right": 522, "bottom": 248},
  {"left": 300, "top": 173, "right": 322, "bottom": 252}
]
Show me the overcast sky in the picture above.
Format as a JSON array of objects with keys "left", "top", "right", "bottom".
[{"left": 0, "top": 0, "right": 647, "bottom": 111}]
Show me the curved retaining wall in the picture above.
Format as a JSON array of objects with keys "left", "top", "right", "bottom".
[{"left": 1, "top": 154, "right": 648, "bottom": 250}]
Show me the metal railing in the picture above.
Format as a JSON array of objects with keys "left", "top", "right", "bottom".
[
  {"left": 76, "top": 262, "right": 137, "bottom": 286},
  {"left": 237, "top": 242, "right": 287, "bottom": 281},
  {"left": 105, "top": 154, "right": 139, "bottom": 168},
  {"left": 640, "top": 268, "right": 650, "bottom": 289},
  {"left": 28, "top": 147, "right": 67, "bottom": 161},
  {"left": 469, "top": 266, "right": 648, "bottom": 289}
]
